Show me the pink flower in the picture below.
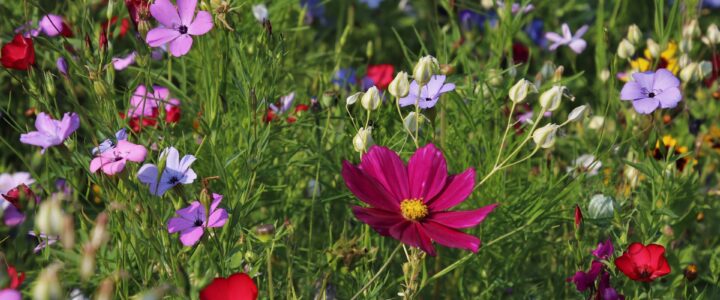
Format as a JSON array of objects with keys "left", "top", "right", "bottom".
[
  {"left": 90, "top": 140, "right": 148, "bottom": 175},
  {"left": 20, "top": 112, "right": 79, "bottom": 154},
  {"left": 167, "top": 193, "right": 228, "bottom": 246},
  {"left": 0, "top": 289, "right": 21, "bottom": 300},
  {"left": 341, "top": 144, "right": 498, "bottom": 256},
  {"left": 128, "top": 84, "right": 180, "bottom": 118},
  {"left": 145, "top": 0, "right": 214, "bottom": 57}
]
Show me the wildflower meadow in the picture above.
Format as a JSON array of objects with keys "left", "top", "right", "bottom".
[{"left": 3, "top": 0, "right": 720, "bottom": 299}]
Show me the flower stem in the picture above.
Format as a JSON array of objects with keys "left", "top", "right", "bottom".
[{"left": 350, "top": 243, "right": 402, "bottom": 300}]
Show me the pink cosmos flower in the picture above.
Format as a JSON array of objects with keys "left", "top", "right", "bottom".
[
  {"left": 167, "top": 193, "right": 228, "bottom": 246},
  {"left": 20, "top": 112, "right": 79, "bottom": 154},
  {"left": 90, "top": 140, "right": 148, "bottom": 175},
  {"left": 145, "top": 0, "right": 214, "bottom": 57},
  {"left": 341, "top": 143, "right": 498, "bottom": 256}
]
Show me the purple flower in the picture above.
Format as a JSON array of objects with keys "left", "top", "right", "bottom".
[
  {"left": 567, "top": 260, "right": 603, "bottom": 292},
  {"left": 333, "top": 68, "right": 357, "bottom": 89},
  {"left": 598, "top": 272, "right": 625, "bottom": 300},
  {"left": 545, "top": 23, "right": 588, "bottom": 54},
  {"left": 0, "top": 289, "right": 21, "bottom": 300},
  {"left": 620, "top": 69, "right": 682, "bottom": 114},
  {"left": 270, "top": 92, "right": 295, "bottom": 114},
  {"left": 399, "top": 75, "right": 455, "bottom": 109},
  {"left": 525, "top": 19, "right": 545, "bottom": 46},
  {"left": 167, "top": 193, "right": 228, "bottom": 246},
  {"left": 359, "top": 0, "right": 383, "bottom": 9},
  {"left": 497, "top": 1, "right": 534, "bottom": 14},
  {"left": 112, "top": 51, "right": 137, "bottom": 70},
  {"left": 28, "top": 231, "right": 59, "bottom": 253},
  {"left": 38, "top": 14, "right": 66, "bottom": 37},
  {"left": 56, "top": 57, "right": 68, "bottom": 75},
  {"left": 92, "top": 128, "right": 128, "bottom": 155},
  {"left": 301, "top": 0, "right": 326, "bottom": 25},
  {"left": 592, "top": 239, "right": 615, "bottom": 260},
  {"left": 20, "top": 112, "right": 80, "bottom": 154},
  {"left": 145, "top": 0, "right": 214, "bottom": 57},
  {"left": 137, "top": 147, "right": 197, "bottom": 196}
]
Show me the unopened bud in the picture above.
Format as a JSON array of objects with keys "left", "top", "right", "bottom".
[
  {"left": 35, "top": 198, "right": 65, "bottom": 235},
  {"left": 567, "top": 105, "right": 587, "bottom": 122},
  {"left": 679, "top": 54, "right": 691, "bottom": 69},
  {"left": 33, "top": 264, "right": 62, "bottom": 300},
  {"left": 361, "top": 87, "right": 381, "bottom": 111},
  {"left": 705, "top": 24, "right": 720, "bottom": 45},
  {"left": 388, "top": 71, "right": 410, "bottom": 98},
  {"left": 539, "top": 86, "right": 565, "bottom": 111},
  {"left": 684, "top": 264, "right": 698, "bottom": 281},
  {"left": 680, "top": 62, "right": 699, "bottom": 82},
  {"left": 403, "top": 112, "right": 426, "bottom": 133},
  {"left": 255, "top": 224, "right": 276, "bottom": 243},
  {"left": 413, "top": 55, "right": 439, "bottom": 85},
  {"left": 353, "top": 127, "right": 374, "bottom": 153},
  {"left": 61, "top": 215, "right": 75, "bottom": 249},
  {"left": 627, "top": 24, "right": 642, "bottom": 44},
  {"left": 89, "top": 212, "right": 109, "bottom": 249},
  {"left": 346, "top": 92, "right": 362, "bottom": 106},
  {"left": 617, "top": 39, "right": 635, "bottom": 59},
  {"left": 552, "top": 65, "right": 564, "bottom": 82},
  {"left": 646, "top": 39, "right": 661, "bottom": 58},
  {"left": 44, "top": 72, "right": 56, "bottom": 96},
  {"left": 80, "top": 245, "right": 96, "bottom": 281},
  {"left": 699, "top": 60, "right": 712, "bottom": 79},
  {"left": 683, "top": 20, "right": 701, "bottom": 38},
  {"left": 588, "top": 194, "right": 615, "bottom": 219},
  {"left": 532, "top": 123, "right": 559, "bottom": 148},
  {"left": 679, "top": 39, "right": 693, "bottom": 53},
  {"left": 508, "top": 79, "right": 537, "bottom": 103},
  {"left": 96, "top": 278, "right": 114, "bottom": 300}
]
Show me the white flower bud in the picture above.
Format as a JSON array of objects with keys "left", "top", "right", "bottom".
[
  {"left": 388, "top": 71, "right": 410, "bottom": 98},
  {"left": 539, "top": 86, "right": 564, "bottom": 112},
  {"left": 413, "top": 55, "right": 439, "bottom": 85},
  {"left": 80, "top": 245, "right": 96, "bottom": 281},
  {"left": 481, "top": 0, "right": 494, "bottom": 9},
  {"left": 706, "top": 24, "right": 720, "bottom": 45},
  {"left": 89, "top": 213, "right": 109, "bottom": 249},
  {"left": 699, "top": 60, "right": 713, "bottom": 79},
  {"left": 588, "top": 194, "right": 615, "bottom": 219},
  {"left": 599, "top": 69, "right": 610, "bottom": 82},
  {"left": 679, "top": 39, "right": 693, "bottom": 53},
  {"left": 646, "top": 39, "right": 661, "bottom": 58},
  {"left": 532, "top": 123, "right": 559, "bottom": 149},
  {"left": 680, "top": 62, "right": 699, "bottom": 82},
  {"left": 683, "top": 20, "right": 700, "bottom": 38},
  {"left": 35, "top": 198, "right": 65, "bottom": 236},
  {"left": 567, "top": 105, "right": 587, "bottom": 122},
  {"left": 678, "top": 54, "right": 691, "bottom": 69},
  {"left": 403, "top": 112, "right": 426, "bottom": 133},
  {"left": 305, "top": 179, "right": 321, "bottom": 198},
  {"left": 361, "top": 87, "right": 381, "bottom": 111},
  {"left": 540, "top": 61, "right": 555, "bottom": 80},
  {"left": 33, "top": 264, "right": 62, "bottom": 300},
  {"left": 346, "top": 92, "right": 362, "bottom": 106},
  {"left": 353, "top": 127, "right": 374, "bottom": 153},
  {"left": 252, "top": 4, "right": 268, "bottom": 22},
  {"left": 588, "top": 116, "right": 605, "bottom": 130},
  {"left": 627, "top": 24, "right": 642, "bottom": 44},
  {"left": 617, "top": 39, "right": 635, "bottom": 59},
  {"left": 508, "top": 79, "right": 537, "bottom": 103}
]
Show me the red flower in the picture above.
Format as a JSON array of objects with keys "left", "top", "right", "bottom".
[
  {"left": 512, "top": 42, "right": 529, "bottom": 64},
  {"left": 124, "top": 0, "right": 150, "bottom": 29},
  {"left": 614, "top": 243, "right": 671, "bottom": 282},
  {"left": 366, "top": 64, "right": 395, "bottom": 90},
  {"left": 705, "top": 53, "right": 720, "bottom": 88},
  {"left": 7, "top": 265, "right": 25, "bottom": 289},
  {"left": 574, "top": 204, "right": 583, "bottom": 229},
  {"left": 1, "top": 34, "right": 35, "bottom": 70},
  {"left": 199, "top": 273, "right": 258, "bottom": 300},
  {"left": 2, "top": 184, "right": 37, "bottom": 210}
]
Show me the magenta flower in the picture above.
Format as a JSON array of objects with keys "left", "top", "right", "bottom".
[
  {"left": 167, "top": 193, "right": 228, "bottom": 246},
  {"left": 342, "top": 143, "right": 498, "bottom": 256},
  {"left": 137, "top": 147, "right": 197, "bottom": 196},
  {"left": 38, "top": 14, "right": 68, "bottom": 37},
  {"left": 128, "top": 85, "right": 180, "bottom": 118},
  {"left": 145, "top": 0, "right": 214, "bottom": 57},
  {"left": 112, "top": 51, "right": 137, "bottom": 70},
  {"left": 592, "top": 239, "right": 614, "bottom": 260},
  {"left": 398, "top": 75, "right": 456, "bottom": 109},
  {"left": 567, "top": 261, "right": 603, "bottom": 292},
  {"left": 545, "top": 23, "right": 588, "bottom": 54},
  {"left": 20, "top": 112, "right": 79, "bottom": 154},
  {"left": 90, "top": 140, "right": 148, "bottom": 175},
  {"left": 0, "top": 289, "right": 21, "bottom": 300},
  {"left": 620, "top": 69, "right": 682, "bottom": 114}
]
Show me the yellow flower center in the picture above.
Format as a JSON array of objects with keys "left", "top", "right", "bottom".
[{"left": 400, "top": 198, "right": 428, "bottom": 221}]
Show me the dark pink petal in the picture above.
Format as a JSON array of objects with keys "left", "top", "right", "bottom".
[
  {"left": 352, "top": 206, "right": 403, "bottom": 236},
  {"left": 150, "top": 0, "right": 181, "bottom": 28},
  {"left": 146, "top": 28, "right": 181, "bottom": 47},
  {"left": 427, "top": 203, "right": 497, "bottom": 229},
  {"left": 342, "top": 161, "right": 400, "bottom": 212},
  {"left": 210, "top": 193, "right": 223, "bottom": 211},
  {"left": 207, "top": 208, "right": 227, "bottom": 228},
  {"left": 407, "top": 144, "right": 447, "bottom": 202},
  {"left": 632, "top": 97, "right": 659, "bottom": 114},
  {"left": 168, "top": 216, "right": 194, "bottom": 233},
  {"left": 168, "top": 34, "right": 193, "bottom": 57},
  {"left": 188, "top": 11, "right": 213, "bottom": 35},
  {"left": 390, "top": 221, "right": 436, "bottom": 256},
  {"left": 652, "top": 68, "right": 680, "bottom": 90},
  {"left": 656, "top": 86, "right": 682, "bottom": 109},
  {"left": 177, "top": 0, "right": 198, "bottom": 25},
  {"left": 179, "top": 226, "right": 204, "bottom": 246},
  {"left": 359, "top": 146, "right": 409, "bottom": 202},
  {"left": 620, "top": 81, "right": 644, "bottom": 100},
  {"left": 427, "top": 168, "right": 475, "bottom": 211},
  {"left": 421, "top": 221, "right": 481, "bottom": 253},
  {"left": 115, "top": 141, "right": 147, "bottom": 162},
  {"left": 101, "top": 159, "right": 127, "bottom": 175}
]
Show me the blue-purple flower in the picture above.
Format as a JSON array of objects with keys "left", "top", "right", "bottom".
[
  {"left": 545, "top": 23, "right": 588, "bottom": 54},
  {"left": 137, "top": 147, "right": 197, "bottom": 196},
  {"left": 620, "top": 69, "right": 682, "bottom": 114},
  {"left": 525, "top": 19, "right": 545, "bottom": 46},
  {"left": 399, "top": 75, "right": 455, "bottom": 109},
  {"left": 92, "top": 128, "right": 128, "bottom": 155},
  {"left": 333, "top": 68, "right": 357, "bottom": 90}
]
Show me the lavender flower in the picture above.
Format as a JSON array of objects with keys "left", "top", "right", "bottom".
[
  {"left": 92, "top": 129, "right": 128, "bottom": 155},
  {"left": 137, "top": 147, "right": 197, "bottom": 196},
  {"left": 20, "top": 112, "right": 80, "bottom": 154},
  {"left": 145, "top": 0, "right": 214, "bottom": 57},
  {"left": 620, "top": 69, "right": 682, "bottom": 114},
  {"left": 167, "top": 193, "right": 228, "bottom": 246},
  {"left": 398, "top": 75, "right": 455, "bottom": 109},
  {"left": 546, "top": 23, "right": 588, "bottom": 54},
  {"left": 112, "top": 51, "right": 137, "bottom": 70}
]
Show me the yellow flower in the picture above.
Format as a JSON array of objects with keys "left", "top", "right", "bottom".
[
  {"left": 653, "top": 134, "right": 694, "bottom": 171},
  {"left": 628, "top": 41, "right": 679, "bottom": 75},
  {"left": 703, "top": 126, "right": 720, "bottom": 153}
]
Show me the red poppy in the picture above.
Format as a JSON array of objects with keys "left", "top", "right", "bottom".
[
  {"left": 1, "top": 34, "right": 35, "bottom": 70},
  {"left": 7, "top": 265, "right": 25, "bottom": 289},
  {"left": 199, "top": 273, "right": 258, "bottom": 300},
  {"left": 366, "top": 64, "right": 395, "bottom": 90},
  {"left": 574, "top": 204, "right": 582, "bottom": 229},
  {"left": 614, "top": 243, "right": 671, "bottom": 282}
]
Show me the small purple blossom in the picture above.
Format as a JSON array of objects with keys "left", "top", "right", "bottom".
[
  {"left": 39, "top": 14, "right": 66, "bottom": 37},
  {"left": 145, "top": 0, "right": 214, "bottom": 57},
  {"left": 567, "top": 260, "right": 603, "bottom": 292},
  {"left": 92, "top": 128, "right": 128, "bottom": 155},
  {"left": 56, "top": 57, "right": 68, "bottom": 75},
  {"left": 301, "top": 0, "right": 327, "bottom": 25},
  {"left": 497, "top": 1, "right": 534, "bottom": 14},
  {"left": 592, "top": 239, "right": 615, "bottom": 260},
  {"left": 525, "top": 19, "right": 545, "bottom": 46},
  {"left": 399, "top": 75, "right": 456, "bottom": 109},
  {"left": 137, "top": 147, "right": 197, "bottom": 196},
  {"left": 270, "top": 92, "right": 295, "bottom": 114},
  {"left": 28, "top": 231, "right": 59, "bottom": 253},
  {"left": 0, "top": 289, "right": 21, "bottom": 300},
  {"left": 545, "top": 23, "right": 588, "bottom": 54},
  {"left": 20, "top": 112, "right": 80, "bottom": 154},
  {"left": 620, "top": 69, "right": 682, "bottom": 114},
  {"left": 112, "top": 51, "right": 137, "bottom": 70},
  {"left": 333, "top": 68, "right": 357, "bottom": 89},
  {"left": 167, "top": 193, "right": 228, "bottom": 246}
]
